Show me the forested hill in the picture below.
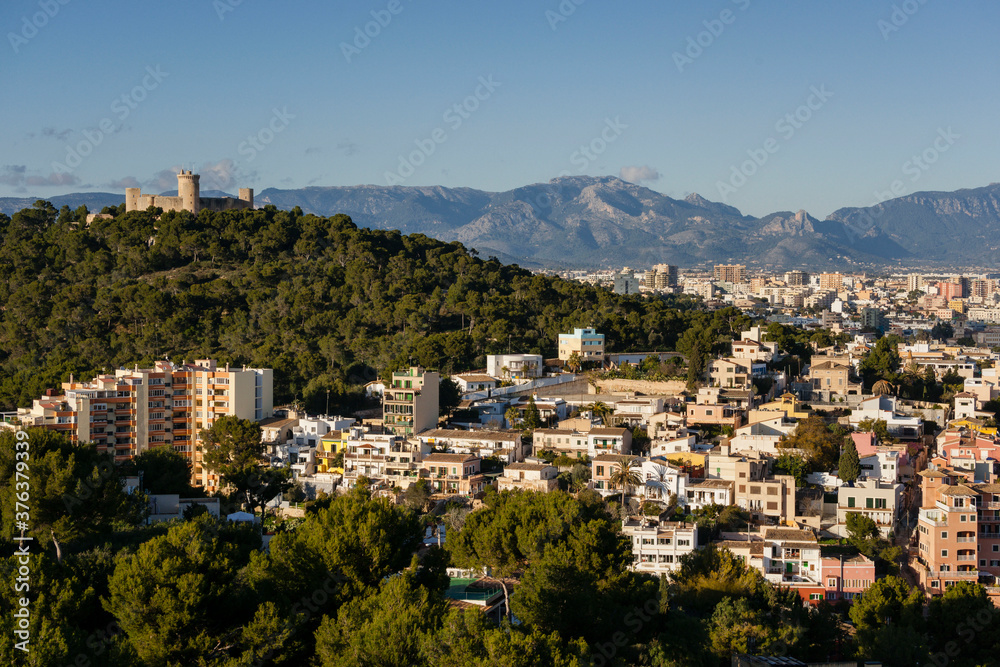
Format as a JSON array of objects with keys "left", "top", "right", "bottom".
[{"left": 0, "top": 200, "right": 731, "bottom": 412}]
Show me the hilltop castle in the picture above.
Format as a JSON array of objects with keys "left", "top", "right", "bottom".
[{"left": 125, "top": 170, "right": 253, "bottom": 215}]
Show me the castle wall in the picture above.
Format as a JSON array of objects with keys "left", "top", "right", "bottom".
[
  {"left": 137, "top": 195, "right": 185, "bottom": 212},
  {"left": 199, "top": 197, "right": 254, "bottom": 213},
  {"left": 124, "top": 172, "right": 253, "bottom": 215}
]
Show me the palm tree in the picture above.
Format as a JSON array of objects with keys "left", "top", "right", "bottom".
[
  {"left": 647, "top": 463, "right": 674, "bottom": 502},
  {"left": 504, "top": 406, "right": 521, "bottom": 430},
  {"left": 608, "top": 456, "right": 642, "bottom": 509},
  {"left": 566, "top": 351, "right": 583, "bottom": 373},
  {"left": 584, "top": 401, "right": 613, "bottom": 426},
  {"left": 872, "top": 379, "right": 894, "bottom": 396}
]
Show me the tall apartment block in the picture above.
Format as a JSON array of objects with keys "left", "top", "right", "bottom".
[
  {"left": 818, "top": 272, "right": 844, "bottom": 290},
  {"left": 784, "top": 270, "right": 808, "bottom": 286},
  {"left": 558, "top": 328, "right": 605, "bottom": 363},
  {"left": 382, "top": 367, "right": 440, "bottom": 436},
  {"left": 646, "top": 264, "right": 678, "bottom": 289},
  {"left": 937, "top": 281, "right": 964, "bottom": 301},
  {"left": 913, "top": 465, "right": 1000, "bottom": 595},
  {"left": 713, "top": 264, "right": 746, "bottom": 284},
  {"left": 14, "top": 359, "right": 273, "bottom": 489}
]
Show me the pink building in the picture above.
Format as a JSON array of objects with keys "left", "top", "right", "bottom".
[
  {"left": 939, "top": 431, "right": 1000, "bottom": 471},
  {"left": 820, "top": 554, "right": 876, "bottom": 602},
  {"left": 937, "top": 282, "right": 964, "bottom": 300},
  {"left": 852, "top": 432, "right": 877, "bottom": 457}
]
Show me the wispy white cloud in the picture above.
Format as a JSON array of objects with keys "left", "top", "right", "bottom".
[
  {"left": 619, "top": 165, "right": 660, "bottom": 183},
  {"left": 0, "top": 164, "right": 80, "bottom": 187}
]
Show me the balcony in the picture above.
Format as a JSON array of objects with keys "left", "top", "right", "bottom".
[
  {"left": 347, "top": 454, "right": 388, "bottom": 463},
  {"left": 919, "top": 511, "right": 948, "bottom": 526},
  {"left": 957, "top": 555, "right": 976, "bottom": 561},
  {"left": 957, "top": 537, "right": 976, "bottom": 543},
  {"left": 932, "top": 570, "right": 981, "bottom": 578}
]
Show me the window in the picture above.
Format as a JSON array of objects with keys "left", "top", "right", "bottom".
[
  {"left": 942, "top": 550, "right": 948, "bottom": 558},
  {"left": 941, "top": 531, "right": 948, "bottom": 539},
  {"left": 961, "top": 515, "right": 967, "bottom": 522},
  {"left": 848, "top": 497, "right": 855, "bottom": 508}
]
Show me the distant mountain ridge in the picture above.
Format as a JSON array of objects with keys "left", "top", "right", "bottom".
[{"left": 5, "top": 178, "right": 999, "bottom": 269}]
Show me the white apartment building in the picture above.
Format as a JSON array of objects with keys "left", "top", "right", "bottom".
[
  {"left": 835, "top": 479, "right": 903, "bottom": 538},
  {"left": 486, "top": 354, "right": 544, "bottom": 379},
  {"left": 685, "top": 479, "right": 734, "bottom": 511},
  {"left": 623, "top": 517, "right": 698, "bottom": 575}
]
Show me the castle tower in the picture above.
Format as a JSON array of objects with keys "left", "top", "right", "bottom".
[
  {"left": 238, "top": 188, "right": 254, "bottom": 208},
  {"left": 177, "top": 170, "right": 200, "bottom": 215},
  {"left": 125, "top": 188, "right": 141, "bottom": 212}
]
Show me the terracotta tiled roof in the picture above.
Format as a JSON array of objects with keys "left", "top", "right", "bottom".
[
  {"left": 420, "top": 429, "right": 519, "bottom": 442},
  {"left": 589, "top": 427, "right": 629, "bottom": 436},
  {"left": 423, "top": 453, "right": 478, "bottom": 463}
]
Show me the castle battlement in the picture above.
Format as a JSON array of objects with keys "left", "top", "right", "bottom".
[{"left": 125, "top": 170, "right": 253, "bottom": 215}]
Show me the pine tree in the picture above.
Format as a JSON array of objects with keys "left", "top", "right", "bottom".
[
  {"left": 524, "top": 395, "right": 542, "bottom": 430},
  {"left": 839, "top": 439, "right": 861, "bottom": 485}
]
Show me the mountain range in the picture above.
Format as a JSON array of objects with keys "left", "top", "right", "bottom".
[{"left": 4, "top": 177, "right": 999, "bottom": 270}]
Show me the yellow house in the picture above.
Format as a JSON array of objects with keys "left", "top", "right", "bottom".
[
  {"left": 947, "top": 418, "right": 998, "bottom": 438},
  {"left": 661, "top": 451, "right": 707, "bottom": 470},
  {"left": 316, "top": 430, "right": 346, "bottom": 474},
  {"left": 753, "top": 393, "right": 812, "bottom": 420}
]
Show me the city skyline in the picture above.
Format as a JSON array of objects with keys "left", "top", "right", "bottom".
[{"left": 2, "top": 0, "right": 997, "bottom": 217}]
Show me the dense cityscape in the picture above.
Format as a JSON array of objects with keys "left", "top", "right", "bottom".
[
  {"left": 4, "top": 193, "right": 1000, "bottom": 664},
  {"left": 6, "top": 2, "right": 1000, "bottom": 666}
]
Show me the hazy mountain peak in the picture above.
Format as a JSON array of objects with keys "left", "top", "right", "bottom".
[{"left": 5, "top": 178, "right": 1000, "bottom": 269}]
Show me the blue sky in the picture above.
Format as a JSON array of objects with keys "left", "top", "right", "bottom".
[{"left": 2, "top": 0, "right": 997, "bottom": 217}]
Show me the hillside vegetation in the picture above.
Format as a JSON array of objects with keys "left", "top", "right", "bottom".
[{"left": 0, "top": 201, "right": 716, "bottom": 412}]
